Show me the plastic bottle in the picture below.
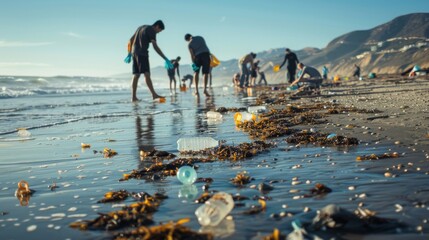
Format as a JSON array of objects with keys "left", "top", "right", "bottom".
[
  {"left": 206, "top": 111, "right": 223, "bottom": 119},
  {"left": 177, "top": 166, "right": 197, "bottom": 185},
  {"left": 247, "top": 106, "right": 267, "bottom": 114},
  {"left": 195, "top": 192, "right": 234, "bottom": 226},
  {"left": 287, "top": 85, "right": 298, "bottom": 91},
  {"left": 177, "top": 137, "right": 219, "bottom": 152},
  {"left": 234, "top": 112, "right": 256, "bottom": 124}
]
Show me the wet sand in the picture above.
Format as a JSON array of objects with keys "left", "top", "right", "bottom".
[{"left": 0, "top": 75, "right": 428, "bottom": 239}]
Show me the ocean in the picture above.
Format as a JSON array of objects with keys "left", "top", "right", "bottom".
[{"left": 0, "top": 75, "right": 427, "bottom": 239}]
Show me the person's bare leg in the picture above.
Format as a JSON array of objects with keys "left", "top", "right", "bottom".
[
  {"left": 131, "top": 74, "right": 140, "bottom": 102},
  {"left": 144, "top": 72, "right": 164, "bottom": 99},
  {"left": 173, "top": 77, "right": 176, "bottom": 93},
  {"left": 193, "top": 72, "right": 199, "bottom": 95},
  {"left": 203, "top": 73, "right": 210, "bottom": 97}
]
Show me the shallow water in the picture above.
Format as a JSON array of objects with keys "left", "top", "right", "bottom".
[{"left": 0, "top": 83, "right": 428, "bottom": 239}]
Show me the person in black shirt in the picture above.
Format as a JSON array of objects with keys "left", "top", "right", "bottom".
[
  {"left": 127, "top": 20, "right": 172, "bottom": 102},
  {"left": 278, "top": 48, "right": 299, "bottom": 84}
]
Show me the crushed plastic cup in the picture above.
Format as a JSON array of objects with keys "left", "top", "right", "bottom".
[
  {"left": 177, "top": 137, "right": 219, "bottom": 152},
  {"left": 177, "top": 166, "right": 197, "bottom": 185},
  {"left": 195, "top": 192, "right": 234, "bottom": 226},
  {"left": 206, "top": 111, "right": 223, "bottom": 119},
  {"left": 234, "top": 112, "right": 256, "bottom": 125},
  {"left": 273, "top": 65, "right": 280, "bottom": 72}
]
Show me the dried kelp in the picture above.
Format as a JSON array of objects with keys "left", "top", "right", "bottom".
[{"left": 140, "top": 149, "right": 176, "bottom": 160}]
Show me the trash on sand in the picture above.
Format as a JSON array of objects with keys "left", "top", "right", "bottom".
[
  {"left": 177, "top": 166, "right": 197, "bottom": 185},
  {"left": 195, "top": 192, "right": 234, "bottom": 226}
]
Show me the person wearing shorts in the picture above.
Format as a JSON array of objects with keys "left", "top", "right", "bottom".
[
  {"left": 185, "top": 33, "right": 211, "bottom": 97},
  {"left": 128, "top": 20, "right": 170, "bottom": 102}
]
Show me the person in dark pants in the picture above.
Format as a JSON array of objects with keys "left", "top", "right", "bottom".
[
  {"left": 353, "top": 64, "right": 361, "bottom": 79},
  {"left": 185, "top": 33, "right": 211, "bottom": 97},
  {"left": 278, "top": 48, "right": 299, "bottom": 84},
  {"left": 167, "top": 56, "right": 181, "bottom": 94},
  {"left": 126, "top": 20, "right": 173, "bottom": 102}
]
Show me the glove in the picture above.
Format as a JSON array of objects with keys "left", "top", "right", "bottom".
[
  {"left": 164, "top": 59, "right": 174, "bottom": 69},
  {"left": 191, "top": 63, "right": 200, "bottom": 72},
  {"left": 124, "top": 53, "right": 132, "bottom": 64}
]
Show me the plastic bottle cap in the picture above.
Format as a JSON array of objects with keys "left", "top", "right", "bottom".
[{"left": 273, "top": 65, "right": 280, "bottom": 72}]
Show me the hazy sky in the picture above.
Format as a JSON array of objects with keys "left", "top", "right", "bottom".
[{"left": 1, "top": 0, "right": 427, "bottom": 77}]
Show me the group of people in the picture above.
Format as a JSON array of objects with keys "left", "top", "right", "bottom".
[
  {"left": 234, "top": 48, "right": 324, "bottom": 91},
  {"left": 126, "top": 19, "right": 365, "bottom": 102},
  {"left": 126, "top": 20, "right": 213, "bottom": 102}
]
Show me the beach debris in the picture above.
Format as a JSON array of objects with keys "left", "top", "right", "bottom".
[
  {"left": 258, "top": 183, "right": 274, "bottom": 193},
  {"left": 242, "top": 199, "right": 266, "bottom": 215},
  {"left": 286, "top": 131, "right": 359, "bottom": 146},
  {"left": 182, "top": 141, "right": 275, "bottom": 161},
  {"left": 103, "top": 148, "right": 118, "bottom": 158},
  {"left": 70, "top": 192, "right": 164, "bottom": 231},
  {"left": 356, "top": 152, "right": 399, "bottom": 161},
  {"left": 97, "top": 190, "right": 130, "bottom": 203},
  {"left": 177, "top": 166, "right": 197, "bottom": 185},
  {"left": 119, "top": 158, "right": 212, "bottom": 181},
  {"left": 263, "top": 228, "right": 286, "bottom": 240},
  {"left": 17, "top": 128, "right": 31, "bottom": 137},
  {"left": 140, "top": 149, "right": 176, "bottom": 160},
  {"left": 206, "top": 110, "right": 223, "bottom": 119},
  {"left": 81, "top": 143, "right": 91, "bottom": 148},
  {"left": 195, "top": 192, "right": 234, "bottom": 226},
  {"left": 48, "top": 182, "right": 59, "bottom": 191},
  {"left": 216, "top": 107, "right": 246, "bottom": 113},
  {"left": 310, "top": 204, "right": 406, "bottom": 233},
  {"left": 177, "top": 137, "right": 219, "bottom": 152},
  {"left": 113, "top": 218, "right": 212, "bottom": 240},
  {"left": 230, "top": 171, "right": 253, "bottom": 186},
  {"left": 15, "top": 180, "right": 35, "bottom": 206},
  {"left": 195, "top": 192, "right": 212, "bottom": 204},
  {"left": 304, "top": 183, "right": 332, "bottom": 198}
]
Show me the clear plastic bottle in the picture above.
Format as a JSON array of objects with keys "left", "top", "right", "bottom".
[
  {"left": 195, "top": 192, "right": 234, "bottom": 226},
  {"left": 206, "top": 111, "right": 223, "bottom": 119},
  {"left": 177, "top": 137, "right": 219, "bottom": 151},
  {"left": 247, "top": 106, "right": 267, "bottom": 114}
]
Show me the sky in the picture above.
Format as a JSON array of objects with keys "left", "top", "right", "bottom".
[{"left": 0, "top": 0, "right": 428, "bottom": 77}]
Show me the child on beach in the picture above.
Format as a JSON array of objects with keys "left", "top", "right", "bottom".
[
  {"left": 167, "top": 56, "right": 181, "bottom": 94},
  {"left": 232, "top": 73, "right": 240, "bottom": 87}
]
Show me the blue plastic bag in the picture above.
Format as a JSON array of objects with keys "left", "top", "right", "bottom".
[
  {"left": 164, "top": 59, "right": 174, "bottom": 69},
  {"left": 191, "top": 63, "right": 200, "bottom": 72}
]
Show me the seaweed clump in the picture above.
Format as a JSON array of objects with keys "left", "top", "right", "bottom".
[
  {"left": 114, "top": 218, "right": 213, "bottom": 240},
  {"left": 183, "top": 141, "right": 275, "bottom": 161},
  {"left": 230, "top": 171, "right": 254, "bottom": 186},
  {"left": 70, "top": 193, "right": 164, "bottom": 231},
  {"left": 286, "top": 131, "right": 359, "bottom": 146},
  {"left": 120, "top": 158, "right": 212, "bottom": 181}
]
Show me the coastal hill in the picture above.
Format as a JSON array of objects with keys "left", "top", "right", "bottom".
[{"left": 115, "top": 13, "right": 429, "bottom": 84}]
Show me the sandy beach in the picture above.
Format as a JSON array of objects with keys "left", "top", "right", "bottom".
[{"left": 0, "top": 75, "right": 428, "bottom": 239}]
